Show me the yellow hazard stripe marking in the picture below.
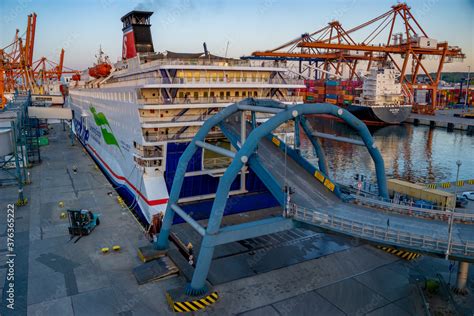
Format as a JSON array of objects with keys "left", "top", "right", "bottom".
[
  {"left": 427, "top": 179, "right": 474, "bottom": 187},
  {"left": 272, "top": 136, "right": 281, "bottom": 146},
  {"left": 324, "top": 178, "right": 335, "bottom": 191},
  {"left": 173, "top": 305, "right": 184, "bottom": 313},
  {"left": 168, "top": 292, "right": 219, "bottom": 313},
  {"left": 206, "top": 296, "right": 216, "bottom": 303},
  {"left": 377, "top": 246, "right": 419, "bottom": 261},
  {"left": 183, "top": 301, "right": 199, "bottom": 311},
  {"left": 199, "top": 298, "right": 211, "bottom": 306},
  {"left": 314, "top": 170, "right": 325, "bottom": 183},
  {"left": 192, "top": 300, "right": 205, "bottom": 309},
  {"left": 175, "top": 302, "right": 190, "bottom": 312}
]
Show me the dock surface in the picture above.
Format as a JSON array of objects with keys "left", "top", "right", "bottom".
[
  {"left": 406, "top": 109, "right": 474, "bottom": 132},
  {"left": 1, "top": 124, "right": 473, "bottom": 315}
]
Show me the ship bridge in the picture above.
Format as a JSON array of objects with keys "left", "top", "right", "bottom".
[{"left": 155, "top": 99, "right": 474, "bottom": 295}]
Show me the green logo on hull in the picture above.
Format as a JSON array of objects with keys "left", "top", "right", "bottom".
[{"left": 89, "top": 106, "right": 121, "bottom": 151}]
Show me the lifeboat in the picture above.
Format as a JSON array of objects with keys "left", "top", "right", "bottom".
[
  {"left": 72, "top": 73, "right": 81, "bottom": 81},
  {"left": 88, "top": 63, "right": 111, "bottom": 78}
]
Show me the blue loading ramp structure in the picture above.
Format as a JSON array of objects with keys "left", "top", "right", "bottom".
[{"left": 156, "top": 99, "right": 474, "bottom": 295}]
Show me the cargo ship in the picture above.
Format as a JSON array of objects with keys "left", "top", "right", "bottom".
[
  {"left": 348, "top": 67, "right": 412, "bottom": 124},
  {"left": 67, "top": 11, "right": 305, "bottom": 228},
  {"left": 305, "top": 68, "right": 412, "bottom": 125}
]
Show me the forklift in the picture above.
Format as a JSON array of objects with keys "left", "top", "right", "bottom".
[{"left": 67, "top": 209, "right": 100, "bottom": 242}]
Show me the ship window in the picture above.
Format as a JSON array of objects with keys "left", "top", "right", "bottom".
[
  {"left": 243, "top": 91, "right": 247, "bottom": 97},
  {"left": 204, "top": 91, "right": 208, "bottom": 98},
  {"left": 210, "top": 91, "right": 215, "bottom": 97},
  {"left": 194, "top": 92, "right": 199, "bottom": 99},
  {"left": 202, "top": 139, "right": 233, "bottom": 170},
  {"left": 235, "top": 91, "right": 239, "bottom": 97},
  {"left": 152, "top": 93, "right": 156, "bottom": 97},
  {"left": 226, "top": 91, "right": 231, "bottom": 99},
  {"left": 219, "top": 91, "right": 224, "bottom": 99},
  {"left": 254, "top": 91, "right": 258, "bottom": 97},
  {"left": 179, "top": 92, "right": 184, "bottom": 98}
]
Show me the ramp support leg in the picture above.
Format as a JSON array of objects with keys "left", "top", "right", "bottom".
[
  {"left": 299, "top": 116, "right": 328, "bottom": 175},
  {"left": 294, "top": 116, "right": 301, "bottom": 152},
  {"left": 187, "top": 239, "right": 215, "bottom": 295},
  {"left": 454, "top": 261, "right": 470, "bottom": 295}
]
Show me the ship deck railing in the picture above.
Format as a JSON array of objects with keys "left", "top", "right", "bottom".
[
  {"left": 141, "top": 77, "right": 305, "bottom": 85},
  {"left": 143, "top": 131, "right": 224, "bottom": 143},
  {"left": 137, "top": 95, "right": 304, "bottom": 105},
  {"left": 139, "top": 58, "right": 287, "bottom": 69},
  {"left": 140, "top": 114, "right": 216, "bottom": 124}
]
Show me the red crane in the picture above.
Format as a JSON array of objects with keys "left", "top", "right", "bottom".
[
  {"left": 249, "top": 3, "right": 465, "bottom": 113},
  {"left": 1, "top": 13, "right": 79, "bottom": 108}
]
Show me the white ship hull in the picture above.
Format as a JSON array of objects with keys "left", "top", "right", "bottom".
[{"left": 68, "top": 91, "right": 168, "bottom": 223}]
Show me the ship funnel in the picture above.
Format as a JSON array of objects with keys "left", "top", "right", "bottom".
[{"left": 121, "top": 10, "right": 154, "bottom": 59}]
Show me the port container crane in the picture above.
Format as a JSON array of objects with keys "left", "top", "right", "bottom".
[
  {"left": 1, "top": 13, "right": 78, "bottom": 108},
  {"left": 245, "top": 3, "right": 465, "bottom": 113}
]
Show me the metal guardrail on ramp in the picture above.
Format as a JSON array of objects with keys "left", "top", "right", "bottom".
[
  {"left": 352, "top": 195, "right": 474, "bottom": 224},
  {"left": 292, "top": 204, "right": 474, "bottom": 261}
]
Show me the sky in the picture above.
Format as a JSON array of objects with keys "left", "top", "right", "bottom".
[{"left": 1, "top": 0, "right": 473, "bottom": 72}]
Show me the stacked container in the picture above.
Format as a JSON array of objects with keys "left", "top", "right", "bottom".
[
  {"left": 305, "top": 79, "right": 326, "bottom": 103},
  {"left": 340, "top": 81, "right": 362, "bottom": 106},
  {"left": 325, "top": 80, "right": 341, "bottom": 104}
]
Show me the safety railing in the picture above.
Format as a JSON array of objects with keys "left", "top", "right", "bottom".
[
  {"left": 352, "top": 195, "right": 474, "bottom": 224},
  {"left": 140, "top": 114, "right": 214, "bottom": 124},
  {"left": 143, "top": 130, "right": 223, "bottom": 143},
  {"left": 291, "top": 204, "right": 474, "bottom": 258},
  {"left": 203, "top": 157, "right": 233, "bottom": 169},
  {"left": 139, "top": 58, "right": 286, "bottom": 68},
  {"left": 142, "top": 77, "right": 304, "bottom": 85},
  {"left": 137, "top": 95, "right": 304, "bottom": 105}
]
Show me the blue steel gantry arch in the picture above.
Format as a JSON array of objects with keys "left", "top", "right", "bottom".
[{"left": 156, "top": 99, "right": 389, "bottom": 295}]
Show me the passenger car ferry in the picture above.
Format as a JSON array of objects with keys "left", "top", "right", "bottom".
[{"left": 67, "top": 11, "right": 305, "bottom": 228}]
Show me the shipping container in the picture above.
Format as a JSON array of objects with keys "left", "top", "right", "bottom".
[{"left": 387, "top": 179, "right": 455, "bottom": 209}]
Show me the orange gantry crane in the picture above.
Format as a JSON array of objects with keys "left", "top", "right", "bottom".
[
  {"left": 247, "top": 3, "right": 465, "bottom": 113},
  {"left": 1, "top": 13, "right": 77, "bottom": 109},
  {"left": 1, "top": 13, "right": 37, "bottom": 109}
]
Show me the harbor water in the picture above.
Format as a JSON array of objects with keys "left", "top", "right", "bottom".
[{"left": 303, "top": 118, "right": 474, "bottom": 186}]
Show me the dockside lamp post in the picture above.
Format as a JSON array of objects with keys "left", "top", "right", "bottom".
[
  {"left": 446, "top": 160, "right": 462, "bottom": 260},
  {"left": 464, "top": 66, "right": 470, "bottom": 109}
]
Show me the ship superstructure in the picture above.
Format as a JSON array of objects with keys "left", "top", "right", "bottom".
[{"left": 67, "top": 11, "right": 305, "bottom": 226}]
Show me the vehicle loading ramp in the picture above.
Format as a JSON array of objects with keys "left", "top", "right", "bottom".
[
  {"left": 220, "top": 114, "right": 474, "bottom": 262},
  {"left": 156, "top": 100, "right": 474, "bottom": 296}
]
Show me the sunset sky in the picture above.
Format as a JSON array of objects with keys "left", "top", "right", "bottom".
[{"left": 1, "top": 0, "right": 472, "bottom": 72}]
